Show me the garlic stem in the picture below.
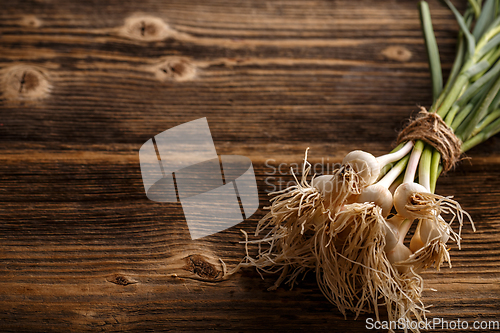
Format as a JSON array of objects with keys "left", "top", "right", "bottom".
[
  {"left": 418, "top": 146, "right": 433, "bottom": 192},
  {"left": 377, "top": 154, "right": 410, "bottom": 189},
  {"left": 389, "top": 175, "right": 403, "bottom": 194},
  {"left": 376, "top": 141, "right": 414, "bottom": 168},
  {"left": 398, "top": 218, "right": 413, "bottom": 244},
  {"left": 409, "top": 221, "right": 424, "bottom": 253},
  {"left": 357, "top": 155, "right": 410, "bottom": 218},
  {"left": 403, "top": 141, "right": 424, "bottom": 184}
]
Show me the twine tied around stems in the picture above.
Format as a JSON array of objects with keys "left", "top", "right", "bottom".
[{"left": 397, "top": 107, "right": 462, "bottom": 173}]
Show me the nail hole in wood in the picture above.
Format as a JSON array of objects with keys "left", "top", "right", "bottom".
[
  {"left": 19, "top": 72, "right": 26, "bottom": 93},
  {"left": 140, "top": 21, "right": 146, "bottom": 36}
]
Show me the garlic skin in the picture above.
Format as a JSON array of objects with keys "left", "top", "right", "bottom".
[
  {"left": 312, "top": 175, "right": 334, "bottom": 193},
  {"left": 410, "top": 216, "right": 451, "bottom": 253},
  {"left": 384, "top": 221, "right": 400, "bottom": 252},
  {"left": 420, "top": 216, "right": 450, "bottom": 244},
  {"left": 342, "top": 150, "right": 380, "bottom": 186},
  {"left": 440, "top": 222, "right": 451, "bottom": 244},
  {"left": 312, "top": 204, "right": 329, "bottom": 227},
  {"left": 393, "top": 182, "right": 429, "bottom": 219},
  {"left": 386, "top": 242, "right": 412, "bottom": 274},
  {"left": 386, "top": 214, "right": 405, "bottom": 229},
  {"left": 312, "top": 175, "right": 337, "bottom": 203},
  {"left": 409, "top": 221, "right": 425, "bottom": 252},
  {"left": 419, "top": 218, "right": 440, "bottom": 243},
  {"left": 356, "top": 184, "right": 393, "bottom": 218}
]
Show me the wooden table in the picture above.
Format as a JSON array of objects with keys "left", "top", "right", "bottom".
[{"left": 1, "top": 0, "right": 499, "bottom": 331}]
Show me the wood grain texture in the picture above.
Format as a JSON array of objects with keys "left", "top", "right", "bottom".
[{"left": 1, "top": 0, "right": 500, "bottom": 332}]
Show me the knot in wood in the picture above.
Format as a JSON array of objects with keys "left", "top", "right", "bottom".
[
  {"left": 184, "top": 254, "right": 220, "bottom": 280},
  {"left": 20, "top": 15, "right": 42, "bottom": 28},
  {"left": 382, "top": 45, "right": 412, "bottom": 62},
  {"left": 154, "top": 57, "right": 197, "bottom": 82},
  {"left": 107, "top": 274, "right": 138, "bottom": 286},
  {"left": 120, "top": 15, "right": 172, "bottom": 42},
  {"left": 1, "top": 65, "right": 51, "bottom": 101}
]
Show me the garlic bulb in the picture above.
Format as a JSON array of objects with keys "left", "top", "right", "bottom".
[
  {"left": 356, "top": 184, "right": 393, "bottom": 218},
  {"left": 342, "top": 150, "right": 380, "bottom": 186},
  {"left": 312, "top": 175, "right": 334, "bottom": 194},
  {"left": 385, "top": 242, "right": 412, "bottom": 274},
  {"left": 410, "top": 216, "right": 451, "bottom": 253},
  {"left": 393, "top": 182, "right": 429, "bottom": 219},
  {"left": 312, "top": 174, "right": 342, "bottom": 204},
  {"left": 420, "top": 216, "right": 450, "bottom": 244}
]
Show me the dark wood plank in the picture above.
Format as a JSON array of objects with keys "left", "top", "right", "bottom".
[{"left": 2, "top": 0, "right": 500, "bottom": 332}]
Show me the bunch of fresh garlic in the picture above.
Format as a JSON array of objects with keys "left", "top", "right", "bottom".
[{"left": 232, "top": 0, "right": 500, "bottom": 330}]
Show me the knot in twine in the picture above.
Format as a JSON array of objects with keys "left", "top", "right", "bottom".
[{"left": 397, "top": 107, "right": 462, "bottom": 173}]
